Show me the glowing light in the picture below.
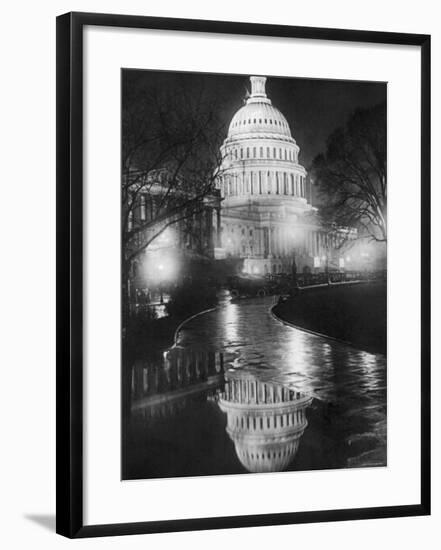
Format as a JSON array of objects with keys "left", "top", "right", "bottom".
[
  {"left": 252, "top": 266, "right": 260, "bottom": 274},
  {"left": 142, "top": 252, "right": 177, "bottom": 282},
  {"left": 223, "top": 301, "right": 239, "bottom": 343},
  {"left": 346, "top": 256, "right": 351, "bottom": 262}
]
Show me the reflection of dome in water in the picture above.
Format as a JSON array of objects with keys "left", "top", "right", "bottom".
[{"left": 218, "top": 374, "right": 312, "bottom": 473}]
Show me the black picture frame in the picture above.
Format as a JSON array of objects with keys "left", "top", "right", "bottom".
[{"left": 56, "top": 11, "right": 431, "bottom": 538}]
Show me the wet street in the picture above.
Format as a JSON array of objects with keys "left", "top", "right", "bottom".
[{"left": 124, "top": 294, "right": 387, "bottom": 480}]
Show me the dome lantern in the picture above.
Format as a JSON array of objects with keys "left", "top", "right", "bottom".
[{"left": 248, "top": 76, "right": 270, "bottom": 104}]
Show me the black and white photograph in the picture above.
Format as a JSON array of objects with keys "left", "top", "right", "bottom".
[
  {"left": 121, "top": 70, "right": 387, "bottom": 480},
  {"left": 0, "top": 0, "right": 435, "bottom": 546}
]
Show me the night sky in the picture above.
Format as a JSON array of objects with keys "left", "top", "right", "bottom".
[{"left": 123, "top": 69, "right": 386, "bottom": 172}]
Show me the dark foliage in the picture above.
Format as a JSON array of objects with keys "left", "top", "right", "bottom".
[{"left": 166, "top": 282, "right": 218, "bottom": 318}]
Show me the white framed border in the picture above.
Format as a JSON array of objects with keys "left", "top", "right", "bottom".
[{"left": 81, "top": 24, "right": 422, "bottom": 527}]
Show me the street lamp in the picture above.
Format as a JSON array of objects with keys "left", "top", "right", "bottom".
[{"left": 158, "top": 263, "right": 165, "bottom": 303}]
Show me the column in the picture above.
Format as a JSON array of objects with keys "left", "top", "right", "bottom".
[
  {"left": 216, "top": 208, "right": 221, "bottom": 247},
  {"left": 267, "top": 226, "right": 272, "bottom": 257}
]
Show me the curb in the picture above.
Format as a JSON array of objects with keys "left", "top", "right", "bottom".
[
  {"left": 270, "top": 304, "right": 356, "bottom": 349},
  {"left": 173, "top": 306, "right": 218, "bottom": 346}
]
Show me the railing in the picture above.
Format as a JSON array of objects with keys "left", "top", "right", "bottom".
[{"left": 295, "top": 270, "right": 386, "bottom": 287}]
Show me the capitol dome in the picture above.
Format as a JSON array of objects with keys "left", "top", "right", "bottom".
[
  {"left": 226, "top": 76, "right": 293, "bottom": 142},
  {"left": 218, "top": 75, "right": 307, "bottom": 202},
  {"left": 228, "top": 77, "right": 292, "bottom": 140}
]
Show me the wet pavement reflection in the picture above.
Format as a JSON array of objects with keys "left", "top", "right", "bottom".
[{"left": 124, "top": 295, "right": 386, "bottom": 480}]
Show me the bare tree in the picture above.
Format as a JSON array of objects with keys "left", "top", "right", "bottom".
[
  {"left": 121, "top": 73, "right": 227, "bottom": 319},
  {"left": 311, "top": 102, "right": 386, "bottom": 243}
]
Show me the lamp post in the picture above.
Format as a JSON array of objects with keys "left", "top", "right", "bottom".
[
  {"left": 324, "top": 250, "right": 330, "bottom": 285},
  {"left": 322, "top": 222, "right": 337, "bottom": 285},
  {"left": 309, "top": 176, "right": 314, "bottom": 207},
  {"left": 291, "top": 253, "right": 298, "bottom": 290},
  {"left": 157, "top": 263, "right": 165, "bottom": 304}
]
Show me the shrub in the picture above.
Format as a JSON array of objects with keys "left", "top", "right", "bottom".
[{"left": 166, "top": 282, "right": 217, "bottom": 318}]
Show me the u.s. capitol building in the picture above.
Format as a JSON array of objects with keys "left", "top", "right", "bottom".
[{"left": 216, "top": 75, "right": 339, "bottom": 275}]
